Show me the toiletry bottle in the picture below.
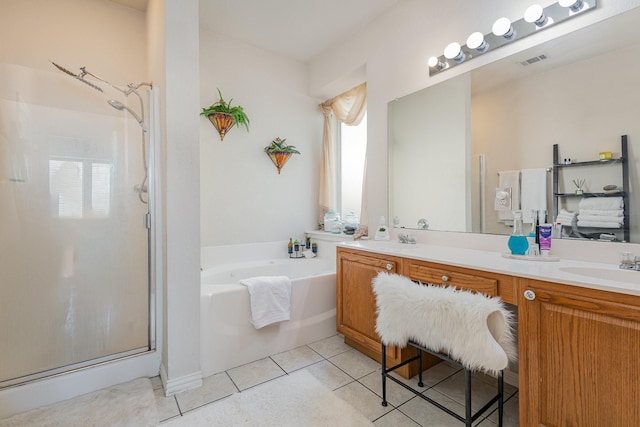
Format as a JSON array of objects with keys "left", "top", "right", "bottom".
[
  {"left": 534, "top": 210, "right": 540, "bottom": 246},
  {"left": 539, "top": 224, "right": 553, "bottom": 256},
  {"left": 311, "top": 242, "right": 318, "bottom": 254},
  {"left": 554, "top": 221, "right": 563, "bottom": 239},
  {"left": 508, "top": 210, "right": 529, "bottom": 255},
  {"left": 528, "top": 210, "right": 538, "bottom": 237},
  {"left": 305, "top": 236, "right": 311, "bottom": 250},
  {"left": 288, "top": 238, "right": 293, "bottom": 255}
]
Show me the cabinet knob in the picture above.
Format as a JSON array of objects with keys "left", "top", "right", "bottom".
[
  {"left": 386, "top": 263, "right": 393, "bottom": 271},
  {"left": 524, "top": 290, "right": 536, "bottom": 301},
  {"left": 441, "top": 275, "right": 449, "bottom": 282}
]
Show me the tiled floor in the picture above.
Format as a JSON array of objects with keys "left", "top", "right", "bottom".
[{"left": 157, "top": 334, "right": 519, "bottom": 426}]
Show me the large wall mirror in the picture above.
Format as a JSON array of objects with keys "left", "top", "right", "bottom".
[{"left": 389, "top": 7, "right": 640, "bottom": 243}]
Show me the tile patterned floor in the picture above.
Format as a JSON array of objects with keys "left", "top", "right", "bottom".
[{"left": 157, "top": 334, "right": 519, "bottom": 426}]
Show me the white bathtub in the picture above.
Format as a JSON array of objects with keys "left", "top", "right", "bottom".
[{"left": 200, "top": 242, "right": 337, "bottom": 377}]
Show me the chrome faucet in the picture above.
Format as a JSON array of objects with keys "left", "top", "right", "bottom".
[
  {"left": 619, "top": 252, "right": 640, "bottom": 271},
  {"left": 398, "top": 234, "right": 416, "bottom": 244}
]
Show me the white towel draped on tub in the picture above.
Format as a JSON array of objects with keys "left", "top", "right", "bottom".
[
  {"left": 520, "top": 168, "right": 548, "bottom": 223},
  {"left": 239, "top": 276, "right": 292, "bottom": 329}
]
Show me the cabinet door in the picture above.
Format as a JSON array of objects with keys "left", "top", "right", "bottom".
[
  {"left": 336, "top": 248, "right": 401, "bottom": 362},
  {"left": 519, "top": 278, "right": 640, "bottom": 426}
]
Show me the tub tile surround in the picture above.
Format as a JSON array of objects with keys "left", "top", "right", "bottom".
[{"left": 1, "top": 335, "right": 518, "bottom": 426}]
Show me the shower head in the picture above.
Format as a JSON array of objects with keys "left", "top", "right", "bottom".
[
  {"left": 50, "top": 61, "right": 104, "bottom": 92},
  {"left": 108, "top": 99, "right": 147, "bottom": 132}
]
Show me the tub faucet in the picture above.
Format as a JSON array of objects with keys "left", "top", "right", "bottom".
[{"left": 398, "top": 234, "right": 416, "bottom": 244}]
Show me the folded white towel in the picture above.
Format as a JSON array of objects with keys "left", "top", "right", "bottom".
[
  {"left": 578, "top": 209, "right": 624, "bottom": 217},
  {"left": 239, "top": 276, "right": 292, "bottom": 329},
  {"left": 578, "top": 197, "right": 623, "bottom": 210},
  {"left": 577, "top": 214, "right": 624, "bottom": 224},
  {"left": 577, "top": 220, "right": 622, "bottom": 229},
  {"left": 556, "top": 210, "right": 576, "bottom": 224}
]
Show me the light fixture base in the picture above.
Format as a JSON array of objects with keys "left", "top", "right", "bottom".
[{"left": 428, "top": 0, "right": 596, "bottom": 76}]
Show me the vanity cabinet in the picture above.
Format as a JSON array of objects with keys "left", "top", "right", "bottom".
[
  {"left": 518, "top": 278, "right": 640, "bottom": 426},
  {"left": 336, "top": 248, "right": 403, "bottom": 366},
  {"left": 337, "top": 244, "right": 640, "bottom": 426}
]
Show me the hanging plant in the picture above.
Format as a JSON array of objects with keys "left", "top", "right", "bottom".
[
  {"left": 200, "top": 88, "right": 250, "bottom": 140},
  {"left": 264, "top": 137, "right": 300, "bottom": 174}
]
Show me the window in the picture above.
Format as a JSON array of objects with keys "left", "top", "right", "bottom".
[
  {"left": 49, "top": 159, "right": 112, "bottom": 218},
  {"left": 339, "top": 112, "right": 367, "bottom": 219}
]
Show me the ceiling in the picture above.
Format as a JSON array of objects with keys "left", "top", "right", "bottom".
[
  {"left": 110, "top": 0, "right": 401, "bottom": 63},
  {"left": 199, "top": 0, "right": 401, "bottom": 62}
]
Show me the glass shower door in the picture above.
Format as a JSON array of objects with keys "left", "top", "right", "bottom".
[{"left": 0, "top": 62, "right": 151, "bottom": 387}]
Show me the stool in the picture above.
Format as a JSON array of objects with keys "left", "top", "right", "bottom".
[{"left": 372, "top": 272, "right": 516, "bottom": 427}]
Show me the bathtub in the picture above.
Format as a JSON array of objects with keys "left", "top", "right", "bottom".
[{"left": 200, "top": 242, "right": 337, "bottom": 377}]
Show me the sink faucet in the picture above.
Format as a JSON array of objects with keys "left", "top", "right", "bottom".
[
  {"left": 398, "top": 234, "right": 416, "bottom": 244},
  {"left": 619, "top": 253, "right": 640, "bottom": 271}
]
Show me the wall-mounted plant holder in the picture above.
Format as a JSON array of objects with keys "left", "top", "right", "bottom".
[
  {"left": 267, "top": 151, "right": 292, "bottom": 174},
  {"left": 264, "top": 137, "right": 300, "bottom": 174},
  {"left": 200, "top": 89, "right": 250, "bottom": 141},
  {"left": 206, "top": 112, "right": 235, "bottom": 141}
]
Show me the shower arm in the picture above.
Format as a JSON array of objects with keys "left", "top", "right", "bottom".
[{"left": 79, "top": 67, "right": 151, "bottom": 122}]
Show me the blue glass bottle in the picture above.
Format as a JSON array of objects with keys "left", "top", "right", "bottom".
[{"left": 508, "top": 210, "right": 529, "bottom": 255}]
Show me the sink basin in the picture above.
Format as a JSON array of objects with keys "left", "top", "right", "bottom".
[{"left": 559, "top": 266, "right": 639, "bottom": 285}]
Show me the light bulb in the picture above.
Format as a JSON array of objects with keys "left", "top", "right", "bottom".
[
  {"left": 559, "top": 0, "right": 584, "bottom": 12},
  {"left": 492, "top": 17, "right": 516, "bottom": 40},
  {"left": 444, "top": 42, "right": 466, "bottom": 63},
  {"left": 427, "top": 56, "right": 445, "bottom": 70},
  {"left": 467, "top": 32, "right": 489, "bottom": 53},
  {"left": 524, "top": 4, "right": 549, "bottom": 27}
]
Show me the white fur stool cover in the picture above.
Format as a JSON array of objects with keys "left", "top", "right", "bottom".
[{"left": 373, "top": 272, "right": 516, "bottom": 374}]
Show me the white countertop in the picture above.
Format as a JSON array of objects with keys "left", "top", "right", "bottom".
[{"left": 338, "top": 241, "right": 640, "bottom": 297}]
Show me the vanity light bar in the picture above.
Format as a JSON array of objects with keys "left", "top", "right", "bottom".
[{"left": 428, "top": 0, "right": 596, "bottom": 76}]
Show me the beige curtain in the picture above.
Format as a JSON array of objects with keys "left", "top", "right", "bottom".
[{"left": 319, "top": 83, "right": 368, "bottom": 235}]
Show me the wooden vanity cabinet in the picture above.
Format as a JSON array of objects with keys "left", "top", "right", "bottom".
[
  {"left": 336, "top": 248, "right": 402, "bottom": 365},
  {"left": 518, "top": 278, "right": 640, "bottom": 426}
]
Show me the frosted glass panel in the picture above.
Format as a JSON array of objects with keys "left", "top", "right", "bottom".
[{"left": 0, "top": 63, "right": 150, "bottom": 385}]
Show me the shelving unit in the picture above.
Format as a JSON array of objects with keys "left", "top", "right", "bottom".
[{"left": 552, "top": 135, "right": 629, "bottom": 242}]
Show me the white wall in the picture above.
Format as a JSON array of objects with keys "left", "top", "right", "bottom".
[
  {"left": 155, "top": 0, "right": 203, "bottom": 395},
  {"left": 199, "top": 31, "right": 322, "bottom": 247},
  {"left": 309, "top": 0, "right": 640, "bottom": 256}
]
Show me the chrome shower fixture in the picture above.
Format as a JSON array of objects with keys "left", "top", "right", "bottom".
[
  {"left": 50, "top": 61, "right": 104, "bottom": 92},
  {"left": 50, "top": 61, "right": 152, "bottom": 96},
  {"left": 108, "top": 99, "right": 147, "bottom": 132},
  {"left": 51, "top": 60, "right": 152, "bottom": 204}
]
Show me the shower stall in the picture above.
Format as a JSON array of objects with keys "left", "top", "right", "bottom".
[{"left": 0, "top": 61, "right": 157, "bottom": 388}]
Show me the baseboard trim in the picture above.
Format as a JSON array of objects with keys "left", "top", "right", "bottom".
[{"left": 160, "top": 364, "right": 203, "bottom": 396}]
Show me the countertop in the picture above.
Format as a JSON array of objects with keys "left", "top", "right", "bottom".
[{"left": 338, "top": 241, "right": 640, "bottom": 297}]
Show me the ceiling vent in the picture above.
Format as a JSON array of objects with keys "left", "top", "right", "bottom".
[{"left": 519, "top": 54, "right": 548, "bottom": 66}]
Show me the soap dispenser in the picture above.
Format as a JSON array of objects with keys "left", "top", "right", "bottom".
[
  {"left": 508, "top": 210, "right": 528, "bottom": 255},
  {"left": 375, "top": 216, "right": 390, "bottom": 241}
]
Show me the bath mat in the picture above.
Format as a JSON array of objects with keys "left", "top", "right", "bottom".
[
  {"left": 0, "top": 377, "right": 158, "bottom": 427},
  {"left": 164, "top": 370, "right": 373, "bottom": 426}
]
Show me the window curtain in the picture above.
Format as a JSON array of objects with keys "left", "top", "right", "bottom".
[{"left": 319, "top": 83, "right": 368, "bottom": 236}]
